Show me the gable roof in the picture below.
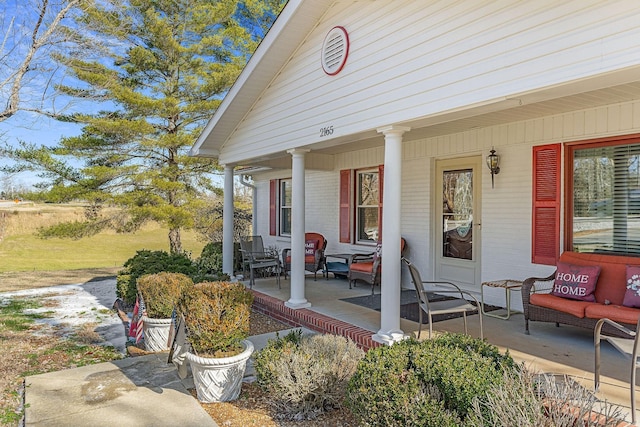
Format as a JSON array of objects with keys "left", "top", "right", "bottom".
[{"left": 190, "top": 0, "right": 333, "bottom": 159}]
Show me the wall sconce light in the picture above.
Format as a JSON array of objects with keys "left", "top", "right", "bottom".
[{"left": 486, "top": 147, "right": 500, "bottom": 188}]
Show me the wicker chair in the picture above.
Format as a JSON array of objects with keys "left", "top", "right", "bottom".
[
  {"left": 348, "top": 238, "right": 406, "bottom": 294},
  {"left": 281, "top": 232, "right": 327, "bottom": 280},
  {"left": 239, "top": 235, "right": 281, "bottom": 289},
  {"left": 594, "top": 317, "right": 640, "bottom": 424},
  {"left": 402, "top": 257, "right": 483, "bottom": 339}
]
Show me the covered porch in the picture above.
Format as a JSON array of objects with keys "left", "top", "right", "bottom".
[{"left": 246, "top": 274, "right": 640, "bottom": 424}]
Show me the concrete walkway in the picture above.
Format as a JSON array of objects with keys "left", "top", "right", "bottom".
[
  {"left": 24, "top": 328, "right": 308, "bottom": 427},
  {"left": 24, "top": 352, "right": 216, "bottom": 427}
]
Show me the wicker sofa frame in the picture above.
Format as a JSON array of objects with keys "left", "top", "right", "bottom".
[
  {"left": 522, "top": 252, "right": 640, "bottom": 338},
  {"left": 522, "top": 272, "right": 636, "bottom": 338}
]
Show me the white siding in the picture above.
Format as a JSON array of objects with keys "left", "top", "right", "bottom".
[{"left": 220, "top": 0, "right": 640, "bottom": 164}]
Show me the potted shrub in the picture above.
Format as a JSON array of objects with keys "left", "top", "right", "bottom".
[
  {"left": 176, "top": 281, "right": 254, "bottom": 403},
  {"left": 137, "top": 272, "right": 193, "bottom": 352}
]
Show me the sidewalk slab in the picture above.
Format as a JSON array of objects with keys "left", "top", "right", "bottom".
[{"left": 25, "top": 353, "right": 217, "bottom": 427}]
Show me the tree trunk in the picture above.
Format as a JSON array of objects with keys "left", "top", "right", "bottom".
[{"left": 169, "top": 228, "right": 182, "bottom": 254}]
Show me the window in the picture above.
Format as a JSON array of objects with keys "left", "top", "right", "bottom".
[
  {"left": 568, "top": 139, "right": 640, "bottom": 256},
  {"left": 280, "top": 179, "right": 292, "bottom": 235},
  {"left": 339, "top": 165, "right": 384, "bottom": 244},
  {"left": 356, "top": 169, "right": 379, "bottom": 243},
  {"left": 269, "top": 178, "right": 291, "bottom": 236}
]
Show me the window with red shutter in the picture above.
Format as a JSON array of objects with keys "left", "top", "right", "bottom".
[{"left": 531, "top": 144, "right": 561, "bottom": 265}]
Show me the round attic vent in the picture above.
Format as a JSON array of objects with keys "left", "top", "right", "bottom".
[{"left": 321, "top": 26, "right": 349, "bottom": 76}]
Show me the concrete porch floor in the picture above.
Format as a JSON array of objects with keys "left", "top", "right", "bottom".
[{"left": 247, "top": 273, "right": 640, "bottom": 424}]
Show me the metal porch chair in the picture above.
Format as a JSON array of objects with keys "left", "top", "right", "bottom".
[
  {"left": 239, "top": 235, "right": 281, "bottom": 289},
  {"left": 594, "top": 317, "right": 640, "bottom": 424},
  {"left": 402, "top": 257, "right": 483, "bottom": 339}
]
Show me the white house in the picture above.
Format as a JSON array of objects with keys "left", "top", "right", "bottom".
[{"left": 191, "top": 0, "right": 640, "bottom": 344}]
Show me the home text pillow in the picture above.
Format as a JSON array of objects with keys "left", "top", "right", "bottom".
[
  {"left": 551, "top": 262, "right": 600, "bottom": 302},
  {"left": 305, "top": 240, "right": 318, "bottom": 256},
  {"left": 623, "top": 265, "right": 640, "bottom": 308}
]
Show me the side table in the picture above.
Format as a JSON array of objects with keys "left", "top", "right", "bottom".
[
  {"left": 324, "top": 253, "right": 351, "bottom": 282},
  {"left": 481, "top": 279, "right": 523, "bottom": 320}
]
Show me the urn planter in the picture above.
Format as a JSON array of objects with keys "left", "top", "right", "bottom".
[
  {"left": 186, "top": 339, "right": 254, "bottom": 403},
  {"left": 142, "top": 316, "right": 172, "bottom": 352}
]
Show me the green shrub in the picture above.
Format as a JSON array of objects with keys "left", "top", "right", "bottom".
[
  {"left": 346, "top": 339, "right": 460, "bottom": 426},
  {"left": 197, "top": 242, "right": 223, "bottom": 276},
  {"left": 136, "top": 272, "right": 193, "bottom": 318},
  {"left": 253, "top": 332, "right": 364, "bottom": 420},
  {"left": 176, "top": 281, "right": 253, "bottom": 357},
  {"left": 347, "top": 335, "right": 516, "bottom": 426},
  {"left": 116, "top": 250, "right": 199, "bottom": 304}
]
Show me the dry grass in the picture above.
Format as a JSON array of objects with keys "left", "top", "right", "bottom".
[{"left": 0, "top": 203, "right": 205, "bottom": 272}]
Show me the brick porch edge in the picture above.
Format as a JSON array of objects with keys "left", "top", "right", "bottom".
[{"left": 251, "top": 290, "right": 380, "bottom": 351}]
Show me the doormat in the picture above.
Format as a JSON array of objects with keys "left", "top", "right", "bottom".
[{"left": 340, "top": 290, "right": 500, "bottom": 324}]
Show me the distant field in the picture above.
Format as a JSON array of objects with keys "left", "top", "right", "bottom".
[{"left": 0, "top": 203, "right": 206, "bottom": 272}]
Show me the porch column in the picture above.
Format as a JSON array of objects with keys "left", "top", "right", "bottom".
[
  {"left": 373, "top": 125, "right": 410, "bottom": 345},
  {"left": 285, "top": 148, "right": 311, "bottom": 309},
  {"left": 222, "top": 164, "right": 235, "bottom": 278}
]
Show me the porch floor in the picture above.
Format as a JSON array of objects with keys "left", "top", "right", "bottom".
[{"left": 245, "top": 273, "right": 640, "bottom": 425}]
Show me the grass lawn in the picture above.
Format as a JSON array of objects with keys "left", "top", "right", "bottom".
[{"left": 0, "top": 203, "right": 206, "bottom": 272}]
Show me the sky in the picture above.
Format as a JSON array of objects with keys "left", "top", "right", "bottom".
[{"left": 0, "top": 0, "right": 86, "bottom": 191}]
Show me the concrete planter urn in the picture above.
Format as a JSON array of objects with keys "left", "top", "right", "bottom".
[
  {"left": 142, "top": 316, "right": 172, "bottom": 352},
  {"left": 185, "top": 339, "right": 254, "bottom": 403}
]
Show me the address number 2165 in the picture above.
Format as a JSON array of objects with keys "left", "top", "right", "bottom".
[{"left": 319, "top": 126, "right": 334, "bottom": 137}]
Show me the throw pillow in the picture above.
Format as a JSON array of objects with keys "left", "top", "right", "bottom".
[
  {"left": 551, "top": 262, "right": 600, "bottom": 302},
  {"left": 623, "top": 265, "right": 640, "bottom": 308},
  {"left": 305, "top": 240, "right": 318, "bottom": 256}
]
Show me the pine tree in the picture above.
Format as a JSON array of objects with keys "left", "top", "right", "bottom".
[{"left": 2, "top": 0, "right": 284, "bottom": 253}]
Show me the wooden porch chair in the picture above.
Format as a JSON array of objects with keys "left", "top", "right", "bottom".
[
  {"left": 281, "top": 232, "right": 327, "bottom": 280},
  {"left": 401, "top": 257, "right": 483, "bottom": 339},
  {"left": 239, "top": 235, "right": 281, "bottom": 289},
  {"left": 348, "top": 238, "right": 406, "bottom": 294},
  {"left": 594, "top": 317, "right": 640, "bottom": 424}
]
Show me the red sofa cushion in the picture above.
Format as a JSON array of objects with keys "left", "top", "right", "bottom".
[
  {"left": 585, "top": 304, "right": 640, "bottom": 325},
  {"left": 529, "top": 293, "right": 592, "bottom": 318},
  {"left": 558, "top": 252, "right": 640, "bottom": 306},
  {"left": 350, "top": 261, "right": 374, "bottom": 273}
]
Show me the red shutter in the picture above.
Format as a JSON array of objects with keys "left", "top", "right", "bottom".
[
  {"left": 339, "top": 170, "right": 351, "bottom": 243},
  {"left": 532, "top": 144, "right": 561, "bottom": 265},
  {"left": 378, "top": 164, "right": 384, "bottom": 238},
  {"left": 269, "top": 179, "right": 276, "bottom": 236}
]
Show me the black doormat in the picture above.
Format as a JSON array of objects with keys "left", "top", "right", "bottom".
[{"left": 340, "top": 290, "right": 500, "bottom": 324}]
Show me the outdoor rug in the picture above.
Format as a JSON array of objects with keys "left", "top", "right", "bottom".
[{"left": 340, "top": 290, "right": 500, "bottom": 324}]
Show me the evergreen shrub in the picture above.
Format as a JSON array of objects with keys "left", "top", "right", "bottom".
[
  {"left": 116, "top": 250, "right": 199, "bottom": 304},
  {"left": 136, "top": 272, "right": 193, "bottom": 318},
  {"left": 176, "top": 281, "right": 253, "bottom": 358},
  {"left": 253, "top": 332, "right": 364, "bottom": 420},
  {"left": 346, "top": 334, "right": 516, "bottom": 426}
]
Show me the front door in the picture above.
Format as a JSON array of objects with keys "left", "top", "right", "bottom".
[{"left": 435, "top": 156, "right": 482, "bottom": 290}]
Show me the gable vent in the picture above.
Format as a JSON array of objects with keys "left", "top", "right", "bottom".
[{"left": 321, "top": 26, "right": 349, "bottom": 76}]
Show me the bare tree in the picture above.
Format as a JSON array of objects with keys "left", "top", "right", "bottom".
[{"left": 0, "top": 0, "right": 82, "bottom": 122}]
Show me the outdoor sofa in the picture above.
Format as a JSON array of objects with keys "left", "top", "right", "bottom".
[{"left": 522, "top": 251, "right": 640, "bottom": 338}]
